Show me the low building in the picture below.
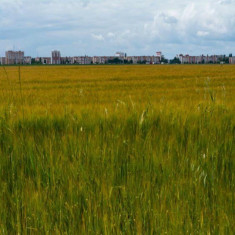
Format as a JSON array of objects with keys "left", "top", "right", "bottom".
[
  {"left": 61, "top": 57, "right": 74, "bottom": 64},
  {"left": 92, "top": 56, "right": 106, "bottom": 64},
  {"left": 35, "top": 57, "right": 51, "bottom": 64},
  {"left": 73, "top": 56, "right": 80, "bottom": 64},
  {"left": 0, "top": 57, "right": 6, "bottom": 65},
  {"left": 24, "top": 56, "right": 32, "bottom": 64},
  {"left": 42, "top": 57, "right": 51, "bottom": 64},
  {"left": 126, "top": 56, "right": 160, "bottom": 64},
  {"left": 73, "top": 56, "right": 92, "bottom": 64}
]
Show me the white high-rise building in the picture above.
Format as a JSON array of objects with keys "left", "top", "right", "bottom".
[{"left": 156, "top": 51, "right": 162, "bottom": 61}]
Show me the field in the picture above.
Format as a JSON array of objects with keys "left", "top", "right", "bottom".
[{"left": 0, "top": 65, "right": 234, "bottom": 233}]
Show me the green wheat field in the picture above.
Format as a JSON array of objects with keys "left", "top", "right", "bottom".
[{"left": 0, "top": 65, "right": 234, "bottom": 233}]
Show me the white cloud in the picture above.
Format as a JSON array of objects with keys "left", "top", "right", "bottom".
[
  {"left": 107, "top": 32, "right": 115, "bottom": 38},
  {"left": 197, "top": 31, "right": 209, "bottom": 37},
  {"left": 218, "top": 0, "right": 234, "bottom": 5},
  {"left": 0, "top": 0, "right": 234, "bottom": 57},
  {"left": 91, "top": 33, "right": 104, "bottom": 41}
]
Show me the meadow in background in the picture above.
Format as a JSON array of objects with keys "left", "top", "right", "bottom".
[{"left": 0, "top": 65, "right": 234, "bottom": 233}]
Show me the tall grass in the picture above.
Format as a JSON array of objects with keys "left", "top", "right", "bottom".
[{"left": 0, "top": 65, "right": 234, "bottom": 233}]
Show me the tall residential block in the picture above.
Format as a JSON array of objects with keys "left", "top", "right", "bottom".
[
  {"left": 156, "top": 51, "right": 162, "bottom": 61},
  {"left": 229, "top": 56, "right": 235, "bottom": 64},
  {"left": 5, "top": 51, "right": 24, "bottom": 64},
  {"left": 52, "top": 50, "right": 61, "bottom": 64}
]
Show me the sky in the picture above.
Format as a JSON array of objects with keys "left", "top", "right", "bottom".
[{"left": 0, "top": 0, "right": 234, "bottom": 58}]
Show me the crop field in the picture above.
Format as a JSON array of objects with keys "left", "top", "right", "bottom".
[{"left": 0, "top": 65, "right": 234, "bottom": 233}]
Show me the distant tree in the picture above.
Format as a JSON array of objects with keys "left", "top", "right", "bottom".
[
  {"left": 124, "top": 59, "right": 132, "bottom": 64},
  {"left": 31, "top": 58, "right": 42, "bottom": 65},
  {"left": 170, "top": 57, "right": 181, "bottom": 64},
  {"left": 137, "top": 60, "right": 147, "bottom": 64},
  {"left": 66, "top": 57, "right": 70, "bottom": 64},
  {"left": 219, "top": 55, "right": 229, "bottom": 64},
  {"left": 224, "top": 57, "right": 229, "bottom": 64},
  {"left": 160, "top": 55, "right": 168, "bottom": 63},
  {"left": 108, "top": 58, "right": 123, "bottom": 64}
]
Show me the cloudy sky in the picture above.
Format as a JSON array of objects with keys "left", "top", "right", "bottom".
[{"left": 0, "top": 0, "right": 234, "bottom": 58}]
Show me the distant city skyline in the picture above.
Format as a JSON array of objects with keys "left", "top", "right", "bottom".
[
  {"left": 0, "top": 0, "right": 234, "bottom": 58},
  {"left": 1, "top": 50, "right": 234, "bottom": 65}
]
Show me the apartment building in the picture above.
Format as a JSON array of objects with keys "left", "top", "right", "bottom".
[
  {"left": 93, "top": 56, "right": 105, "bottom": 64},
  {"left": 5, "top": 51, "right": 24, "bottom": 64},
  {"left": 0, "top": 57, "right": 6, "bottom": 65},
  {"left": 156, "top": 52, "right": 162, "bottom": 61},
  {"left": 52, "top": 50, "right": 61, "bottom": 64},
  {"left": 42, "top": 57, "right": 51, "bottom": 64},
  {"left": 73, "top": 56, "right": 92, "bottom": 64},
  {"left": 61, "top": 57, "right": 74, "bottom": 64},
  {"left": 229, "top": 56, "right": 235, "bottom": 64},
  {"left": 178, "top": 54, "right": 220, "bottom": 64},
  {"left": 35, "top": 57, "right": 51, "bottom": 64},
  {"left": 24, "top": 56, "right": 32, "bottom": 64},
  {"left": 73, "top": 56, "right": 80, "bottom": 64},
  {"left": 126, "top": 56, "right": 160, "bottom": 64},
  {"left": 152, "top": 56, "right": 161, "bottom": 64}
]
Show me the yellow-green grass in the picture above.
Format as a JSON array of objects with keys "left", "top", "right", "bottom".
[{"left": 0, "top": 65, "right": 234, "bottom": 233}]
